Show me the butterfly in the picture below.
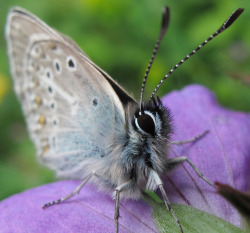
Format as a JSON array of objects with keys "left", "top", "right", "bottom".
[{"left": 5, "top": 6, "right": 243, "bottom": 233}]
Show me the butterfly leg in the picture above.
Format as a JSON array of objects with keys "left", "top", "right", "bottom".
[
  {"left": 149, "top": 170, "right": 183, "bottom": 233},
  {"left": 169, "top": 130, "right": 209, "bottom": 145},
  {"left": 114, "top": 181, "right": 133, "bottom": 233},
  {"left": 166, "top": 156, "right": 215, "bottom": 188},
  {"left": 42, "top": 171, "right": 95, "bottom": 208}
]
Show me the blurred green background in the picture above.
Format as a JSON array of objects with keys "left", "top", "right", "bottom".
[{"left": 0, "top": 0, "right": 249, "bottom": 200}]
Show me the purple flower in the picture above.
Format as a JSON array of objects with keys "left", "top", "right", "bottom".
[
  {"left": 161, "top": 84, "right": 250, "bottom": 228},
  {"left": 0, "top": 181, "right": 156, "bottom": 233},
  {"left": 0, "top": 85, "right": 249, "bottom": 232}
]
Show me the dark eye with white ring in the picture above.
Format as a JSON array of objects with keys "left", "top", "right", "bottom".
[{"left": 135, "top": 111, "right": 156, "bottom": 135}]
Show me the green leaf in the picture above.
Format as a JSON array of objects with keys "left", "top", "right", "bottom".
[{"left": 143, "top": 192, "right": 244, "bottom": 233}]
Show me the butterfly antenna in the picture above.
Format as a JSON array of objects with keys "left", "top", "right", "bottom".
[
  {"left": 150, "top": 8, "right": 244, "bottom": 101},
  {"left": 139, "top": 6, "right": 170, "bottom": 111}
]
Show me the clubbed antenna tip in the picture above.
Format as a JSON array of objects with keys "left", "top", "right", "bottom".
[{"left": 223, "top": 8, "right": 244, "bottom": 29}]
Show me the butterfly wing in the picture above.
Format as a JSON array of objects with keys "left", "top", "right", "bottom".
[{"left": 6, "top": 7, "right": 136, "bottom": 178}]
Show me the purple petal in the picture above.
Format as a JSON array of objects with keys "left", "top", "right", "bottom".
[
  {"left": 0, "top": 181, "right": 157, "bottom": 233},
  {"left": 161, "top": 84, "right": 250, "bottom": 228}
]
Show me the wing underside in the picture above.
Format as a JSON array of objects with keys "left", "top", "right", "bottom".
[{"left": 6, "top": 7, "right": 135, "bottom": 178}]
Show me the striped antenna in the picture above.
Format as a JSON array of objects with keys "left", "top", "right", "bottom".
[
  {"left": 150, "top": 8, "right": 244, "bottom": 101},
  {"left": 139, "top": 6, "right": 170, "bottom": 111}
]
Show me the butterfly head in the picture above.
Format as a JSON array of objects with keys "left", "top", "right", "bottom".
[{"left": 119, "top": 97, "right": 173, "bottom": 182}]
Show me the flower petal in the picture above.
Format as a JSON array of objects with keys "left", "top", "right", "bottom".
[
  {"left": 161, "top": 84, "right": 250, "bottom": 228},
  {"left": 0, "top": 181, "right": 157, "bottom": 233}
]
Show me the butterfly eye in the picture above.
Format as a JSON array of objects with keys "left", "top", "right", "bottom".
[{"left": 135, "top": 111, "right": 155, "bottom": 135}]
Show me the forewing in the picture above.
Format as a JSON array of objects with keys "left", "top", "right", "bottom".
[{"left": 5, "top": 7, "right": 130, "bottom": 178}]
